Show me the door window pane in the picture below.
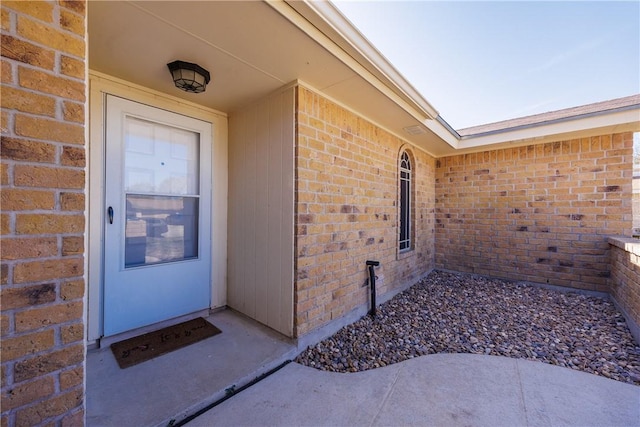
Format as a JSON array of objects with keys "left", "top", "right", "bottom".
[
  {"left": 125, "top": 195, "right": 199, "bottom": 267},
  {"left": 124, "top": 117, "right": 199, "bottom": 195}
]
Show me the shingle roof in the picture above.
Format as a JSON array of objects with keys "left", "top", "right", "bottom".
[{"left": 457, "top": 94, "right": 640, "bottom": 137}]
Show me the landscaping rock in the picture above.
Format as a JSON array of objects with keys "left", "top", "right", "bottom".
[{"left": 296, "top": 270, "right": 640, "bottom": 386}]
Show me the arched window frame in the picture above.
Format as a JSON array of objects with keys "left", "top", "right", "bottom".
[{"left": 399, "top": 149, "right": 414, "bottom": 252}]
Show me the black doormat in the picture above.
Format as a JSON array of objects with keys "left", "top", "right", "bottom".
[{"left": 110, "top": 317, "right": 221, "bottom": 369}]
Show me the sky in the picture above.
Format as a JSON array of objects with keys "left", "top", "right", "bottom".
[{"left": 333, "top": 1, "right": 640, "bottom": 130}]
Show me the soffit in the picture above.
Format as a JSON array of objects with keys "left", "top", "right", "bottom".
[
  {"left": 88, "top": 1, "right": 638, "bottom": 158},
  {"left": 88, "top": 1, "right": 350, "bottom": 112},
  {"left": 88, "top": 0, "right": 456, "bottom": 156}
]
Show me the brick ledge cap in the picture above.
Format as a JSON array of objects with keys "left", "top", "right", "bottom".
[{"left": 607, "top": 235, "right": 640, "bottom": 256}]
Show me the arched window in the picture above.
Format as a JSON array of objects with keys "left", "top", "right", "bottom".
[{"left": 399, "top": 150, "right": 412, "bottom": 251}]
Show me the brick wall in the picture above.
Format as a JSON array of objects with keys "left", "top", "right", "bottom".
[
  {"left": 294, "top": 86, "right": 435, "bottom": 336},
  {"left": 608, "top": 237, "right": 640, "bottom": 343},
  {"left": 633, "top": 177, "right": 639, "bottom": 235},
  {"left": 435, "top": 133, "right": 634, "bottom": 292},
  {"left": 1, "top": 1, "right": 86, "bottom": 426}
]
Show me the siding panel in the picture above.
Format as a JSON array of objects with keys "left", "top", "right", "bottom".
[{"left": 227, "top": 87, "right": 295, "bottom": 336}]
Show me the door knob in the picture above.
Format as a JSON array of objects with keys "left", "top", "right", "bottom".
[{"left": 108, "top": 206, "right": 114, "bottom": 224}]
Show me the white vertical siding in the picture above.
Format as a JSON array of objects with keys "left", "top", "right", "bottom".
[{"left": 228, "top": 86, "right": 295, "bottom": 337}]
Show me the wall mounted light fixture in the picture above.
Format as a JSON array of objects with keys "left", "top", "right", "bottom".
[{"left": 167, "top": 60, "right": 211, "bottom": 94}]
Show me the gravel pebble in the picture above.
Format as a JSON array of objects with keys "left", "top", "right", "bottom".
[{"left": 296, "top": 270, "right": 640, "bottom": 386}]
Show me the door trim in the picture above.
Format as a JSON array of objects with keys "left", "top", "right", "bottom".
[{"left": 88, "top": 71, "right": 229, "bottom": 343}]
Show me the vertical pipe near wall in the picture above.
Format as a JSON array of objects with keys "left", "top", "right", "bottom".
[{"left": 366, "top": 261, "right": 380, "bottom": 316}]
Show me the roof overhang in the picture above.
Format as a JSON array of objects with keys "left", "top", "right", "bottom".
[
  {"left": 87, "top": 0, "right": 458, "bottom": 156},
  {"left": 456, "top": 95, "right": 640, "bottom": 154},
  {"left": 88, "top": 1, "right": 639, "bottom": 158}
]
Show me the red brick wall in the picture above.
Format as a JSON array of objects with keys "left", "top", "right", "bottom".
[
  {"left": 294, "top": 86, "right": 435, "bottom": 336},
  {"left": 435, "top": 133, "right": 634, "bottom": 292},
  {"left": 1, "top": 1, "right": 86, "bottom": 425}
]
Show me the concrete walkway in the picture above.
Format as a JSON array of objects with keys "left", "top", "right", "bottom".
[
  {"left": 87, "top": 310, "right": 298, "bottom": 427},
  {"left": 186, "top": 353, "right": 640, "bottom": 427}
]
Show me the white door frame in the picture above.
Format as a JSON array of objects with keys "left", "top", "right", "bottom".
[{"left": 87, "top": 72, "right": 228, "bottom": 343}]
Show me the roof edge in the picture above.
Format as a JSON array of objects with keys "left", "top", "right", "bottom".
[
  {"left": 270, "top": 0, "right": 443, "bottom": 127},
  {"left": 459, "top": 94, "right": 640, "bottom": 138},
  {"left": 297, "top": 0, "right": 440, "bottom": 119},
  {"left": 457, "top": 108, "right": 640, "bottom": 153},
  {"left": 267, "top": 1, "right": 638, "bottom": 155}
]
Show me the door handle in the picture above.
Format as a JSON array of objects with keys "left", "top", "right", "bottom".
[{"left": 108, "top": 206, "right": 114, "bottom": 224}]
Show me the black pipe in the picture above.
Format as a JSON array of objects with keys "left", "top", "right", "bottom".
[{"left": 366, "top": 260, "right": 380, "bottom": 316}]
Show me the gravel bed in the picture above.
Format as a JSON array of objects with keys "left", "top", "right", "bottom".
[{"left": 296, "top": 270, "right": 640, "bottom": 386}]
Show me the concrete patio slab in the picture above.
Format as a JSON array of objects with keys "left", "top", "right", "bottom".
[
  {"left": 186, "top": 354, "right": 640, "bottom": 427},
  {"left": 374, "top": 354, "right": 527, "bottom": 426},
  {"left": 86, "top": 309, "right": 297, "bottom": 427},
  {"left": 516, "top": 356, "right": 638, "bottom": 426}
]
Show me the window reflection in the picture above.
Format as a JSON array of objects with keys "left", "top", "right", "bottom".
[{"left": 125, "top": 195, "right": 198, "bottom": 267}]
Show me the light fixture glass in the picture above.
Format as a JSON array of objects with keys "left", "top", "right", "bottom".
[{"left": 167, "top": 60, "right": 211, "bottom": 93}]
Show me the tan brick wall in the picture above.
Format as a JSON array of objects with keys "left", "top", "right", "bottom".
[
  {"left": 609, "top": 238, "right": 640, "bottom": 342},
  {"left": 633, "top": 177, "right": 639, "bottom": 235},
  {"left": 435, "top": 133, "right": 634, "bottom": 292},
  {"left": 634, "top": 131, "right": 639, "bottom": 234},
  {"left": 294, "top": 86, "right": 435, "bottom": 337},
  {"left": 1, "top": 1, "right": 86, "bottom": 426}
]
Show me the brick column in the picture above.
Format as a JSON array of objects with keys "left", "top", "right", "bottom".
[
  {"left": 1, "top": 1, "right": 87, "bottom": 426},
  {"left": 608, "top": 236, "right": 640, "bottom": 344}
]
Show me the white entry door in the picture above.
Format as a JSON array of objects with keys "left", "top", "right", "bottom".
[{"left": 103, "top": 95, "right": 212, "bottom": 337}]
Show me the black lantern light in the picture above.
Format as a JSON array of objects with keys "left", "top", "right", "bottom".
[{"left": 167, "top": 60, "right": 211, "bottom": 94}]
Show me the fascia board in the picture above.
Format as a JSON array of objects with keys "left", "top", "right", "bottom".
[
  {"left": 268, "top": 1, "right": 442, "bottom": 128},
  {"left": 268, "top": 1, "right": 637, "bottom": 156},
  {"left": 299, "top": 0, "right": 440, "bottom": 119},
  {"left": 458, "top": 108, "right": 640, "bottom": 151},
  {"left": 422, "top": 116, "right": 460, "bottom": 149}
]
